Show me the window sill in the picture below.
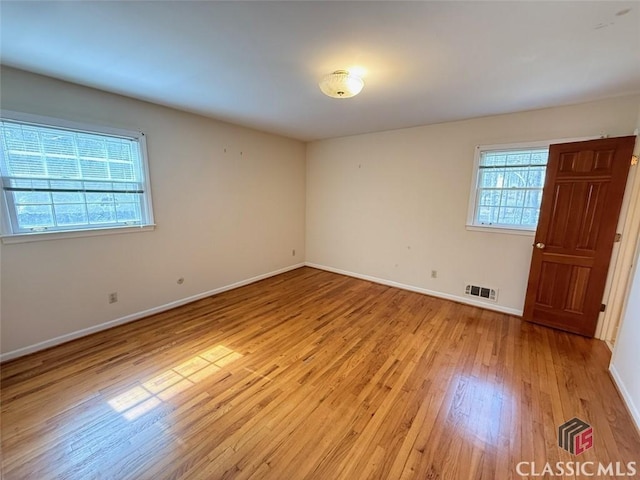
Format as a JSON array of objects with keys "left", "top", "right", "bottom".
[
  {"left": 1, "top": 224, "right": 156, "bottom": 244},
  {"left": 465, "top": 224, "right": 535, "bottom": 236}
]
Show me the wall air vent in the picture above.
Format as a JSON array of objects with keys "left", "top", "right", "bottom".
[{"left": 464, "top": 284, "right": 498, "bottom": 302}]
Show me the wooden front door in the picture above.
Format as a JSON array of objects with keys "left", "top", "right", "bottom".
[{"left": 523, "top": 136, "right": 636, "bottom": 336}]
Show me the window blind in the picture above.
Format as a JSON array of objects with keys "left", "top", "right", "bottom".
[{"left": 0, "top": 119, "right": 150, "bottom": 233}]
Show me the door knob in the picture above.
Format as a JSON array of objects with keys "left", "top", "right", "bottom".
[{"left": 535, "top": 242, "right": 546, "bottom": 249}]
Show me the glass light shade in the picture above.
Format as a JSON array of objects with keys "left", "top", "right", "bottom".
[{"left": 319, "top": 70, "right": 364, "bottom": 99}]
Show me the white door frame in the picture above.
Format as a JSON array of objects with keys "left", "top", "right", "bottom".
[{"left": 596, "top": 134, "right": 640, "bottom": 345}]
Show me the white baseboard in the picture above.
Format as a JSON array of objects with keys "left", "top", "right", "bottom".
[
  {"left": 2, "top": 261, "right": 521, "bottom": 362},
  {"left": 0, "top": 263, "right": 305, "bottom": 362},
  {"left": 305, "top": 262, "right": 523, "bottom": 317},
  {"left": 609, "top": 364, "right": 640, "bottom": 434}
]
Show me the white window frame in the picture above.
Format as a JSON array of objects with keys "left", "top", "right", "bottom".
[
  {"left": 466, "top": 137, "right": 596, "bottom": 236},
  {"left": 0, "top": 110, "right": 155, "bottom": 244}
]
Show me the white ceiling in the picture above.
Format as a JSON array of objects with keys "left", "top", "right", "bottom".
[{"left": 1, "top": 1, "right": 639, "bottom": 141}]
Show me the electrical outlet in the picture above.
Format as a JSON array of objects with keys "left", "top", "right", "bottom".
[
  {"left": 292, "top": 249, "right": 296, "bottom": 256},
  {"left": 108, "top": 292, "right": 118, "bottom": 304},
  {"left": 431, "top": 270, "right": 438, "bottom": 278}
]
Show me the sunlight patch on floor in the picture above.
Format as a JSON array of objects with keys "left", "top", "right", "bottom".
[{"left": 107, "top": 345, "right": 243, "bottom": 420}]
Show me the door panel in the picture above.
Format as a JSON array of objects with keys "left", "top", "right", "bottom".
[
  {"left": 576, "top": 183, "right": 605, "bottom": 250},
  {"left": 523, "top": 136, "right": 636, "bottom": 336},
  {"left": 564, "top": 266, "right": 589, "bottom": 313}
]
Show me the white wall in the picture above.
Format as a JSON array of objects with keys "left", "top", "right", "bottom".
[
  {"left": 610, "top": 105, "right": 640, "bottom": 431},
  {"left": 0, "top": 67, "right": 306, "bottom": 359},
  {"left": 2, "top": 67, "right": 638, "bottom": 362},
  {"left": 306, "top": 95, "right": 640, "bottom": 314},
  {"left": 611, "top": 235, "right": 640, "bottom": 430}
]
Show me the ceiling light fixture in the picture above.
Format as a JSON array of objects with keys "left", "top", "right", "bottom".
[{"left": 319, "top": 70, "right": 364, "bottom": 99}]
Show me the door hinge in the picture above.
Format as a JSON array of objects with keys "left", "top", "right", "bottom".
[
  {"left": 614, "top": 233, "right": 622, "bottom": 242},
  {"left": 632, "top": 155, "right": 638, "bottom": 166},
  {"left": 600, "top": 303, "right": 606, "bottom": 312}
]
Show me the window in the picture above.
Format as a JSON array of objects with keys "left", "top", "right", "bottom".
[
  {"left": 0, "top": 111, "right": 154, "bottom": 240},
  {"left": 467, "top": 143, "right": 549, "bottom": 233}
]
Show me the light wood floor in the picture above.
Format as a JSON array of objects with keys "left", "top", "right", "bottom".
[{"left": 1, "top": 267, "right": 639, "bottom": 479}]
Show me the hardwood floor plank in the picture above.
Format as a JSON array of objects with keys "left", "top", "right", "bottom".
[{"left": 2, "top": 267, "right": 639, "bottom": 479}]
